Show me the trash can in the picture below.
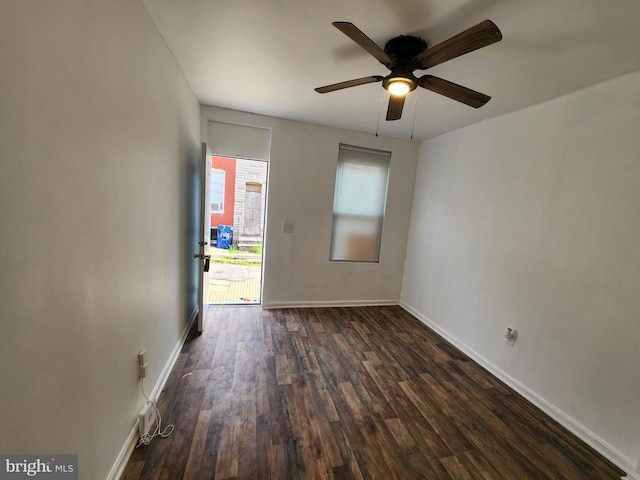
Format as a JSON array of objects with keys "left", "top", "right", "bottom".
[{"left": 217, "top": 225, "right": 233, "bottom": 249}]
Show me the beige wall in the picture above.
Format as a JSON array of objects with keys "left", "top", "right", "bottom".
[
  {"left": 201, "top": 106, "right": 419, "bottom": 307},
  {"left": 402, "top": 69, "right": 640, "bottom": 473},
  {"left": 0, "top": 1, "right": 200, "bottom": 478}
]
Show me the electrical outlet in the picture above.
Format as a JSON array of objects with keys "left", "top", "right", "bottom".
[
  {"left": 138, "top": 402, "right": 157, "bottom": 438},
  {"left": 137, "top": 350, "right": 148, "bottom": 379},
  {"left": 282, "top": 221, "right": 294, "bottom": 234},
  {"left": 504, "top": 327, "right": 517, "bottom": 346}
]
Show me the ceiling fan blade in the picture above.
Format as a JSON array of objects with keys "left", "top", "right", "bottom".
[
  {"left": 315, "top": 75, "right": 383, "bottom": 94},
  {"left": 418, "top": 75, "right": 490, "bottom": 108},
  {"left": 414, "top": 20, "right": 502, "bottom": 70},
  {"left": 332, "top": 22, "right": 394, "bottom": 67},
  {"left": 386, "top": 94, "right": 406, "bottom": 121}
]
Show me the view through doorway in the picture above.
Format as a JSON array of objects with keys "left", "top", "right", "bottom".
[{"left": 206, "top": 155, "right": 267, "bottom": 305}]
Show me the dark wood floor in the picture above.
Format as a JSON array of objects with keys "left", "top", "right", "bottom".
[{"left": 122, "top": 305, "right": 624, "bottom": 479}]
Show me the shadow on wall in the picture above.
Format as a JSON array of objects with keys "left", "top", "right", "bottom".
[{"left": 183, "top": 147, "right": 202, "bottom": 317}]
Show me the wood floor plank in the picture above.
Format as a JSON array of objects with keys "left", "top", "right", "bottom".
[
  {"left": 440, "top": 455, "right": 475, "bottom": 480},
  {"left": 383, "top": 417, "right": 420, "bottom": 456},
  {"left": 421, "top": 370, "right": 549, "bottom": 479},
  {"left": 300, "top": 372, "right": 343, "bottom": 468},
  {"left": 305, "top": 350, "right": 340, "bottom": 422},
  {"left": 182, "top": 410, "right": 212, "bottom": 480},
  {"left": 214, "top": 415, "right": 241, "bottom": 479},
  {"left": 121, "top": 305, "right": 625, "bottom": 480},
  {"left": 399, "top": 380, "right": 475, "bottom": 454},
  {"left": 287, "top": 374, "right": 333, "bottom": 477},
  {"left": 464, "top": 449, "right": 512, "bottom": 480},
  {"left": 238, "top": 443, "right": 257, "bottom": 479}
]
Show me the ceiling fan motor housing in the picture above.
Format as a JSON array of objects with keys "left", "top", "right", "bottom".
[
  {"left": 383, "top": 35, "right": 428, "bottom": 65},
  {"left": 382, "top": 35, "right": 427, "bottom": 93}
]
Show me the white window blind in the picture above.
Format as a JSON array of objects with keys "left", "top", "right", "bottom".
[
  {"left": 330, "top": 144, "right": 391, "bottom": 262},
  {"left": 207, "top": 121, "right": 271, "bottom": 161}
]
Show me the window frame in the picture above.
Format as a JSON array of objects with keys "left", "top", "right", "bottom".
[
  {"left": 210, "top": 168, "right": 225, "bottom": 214},
  {"left": 329, "top": 144, "right": 391, "bottom": 263}
]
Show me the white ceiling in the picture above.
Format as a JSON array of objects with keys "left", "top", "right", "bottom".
[{"left": 143, "top": 0, "right": 640, "bottom": 140}]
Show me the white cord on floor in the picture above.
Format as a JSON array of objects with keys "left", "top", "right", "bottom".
[{"left": 135, "top": 378, "right": 174, "bottom": 448}]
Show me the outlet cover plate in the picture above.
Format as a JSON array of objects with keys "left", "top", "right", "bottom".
[{"left": 138, "top": 402, "right": 157, "bottom": 438}]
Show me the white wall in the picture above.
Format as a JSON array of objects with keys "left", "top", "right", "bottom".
[
  {"left": 401, "top": 69, "right": 640, "bottom": 473},
  {"left": 201, "top": 107, "right": 419, "bottom": 307},
  {"left": 0, "top": 2, "right": 200, "bottom": 479}
]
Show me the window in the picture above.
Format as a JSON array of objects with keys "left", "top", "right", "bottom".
[
  {"left": 330, "top": 144, "right": 391, "bottom": 262},
  {"left": 210, "top": 169, "right": 225, "bottom": 213}
]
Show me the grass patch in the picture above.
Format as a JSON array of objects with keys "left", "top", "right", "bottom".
[{"left": 211, "top": 256, "right": 261, "bottom": 266}]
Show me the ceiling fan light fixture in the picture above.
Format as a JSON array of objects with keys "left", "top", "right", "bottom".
[
  {"left": 315, "top": 20, "right": 503, "bottom": 120},
  {"left": 386, "top": 78, "right": 413, "bottom": 96}
]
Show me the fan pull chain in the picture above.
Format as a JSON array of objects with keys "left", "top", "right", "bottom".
[
  {"left": 410, "top": 90, "right": 419, "bottom": 140},
  {"left": 375, "top": 86, "right": 384, "bottom": 137}
]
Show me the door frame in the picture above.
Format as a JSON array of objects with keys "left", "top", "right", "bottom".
[
  {"left": 197, "top": 143, "right": 212, "bottom": 332},
  {"left": 207, "top": 155, "right": 269, "bottom": 306}
]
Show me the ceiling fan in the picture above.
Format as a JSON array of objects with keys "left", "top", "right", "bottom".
[{"left": 315, "top": 20, "right": 502, "bottom": 121}]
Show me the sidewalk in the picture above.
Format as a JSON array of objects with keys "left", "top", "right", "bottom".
[{"left": 207, "top": 247, "right": 262, "bottom": 304}]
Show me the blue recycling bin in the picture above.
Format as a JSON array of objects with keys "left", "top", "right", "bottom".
[{"left": 217, "top": 225, "right": 233, "bottom": 249}]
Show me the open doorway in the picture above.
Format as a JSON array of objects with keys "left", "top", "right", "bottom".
[{"left": 206, "top": 156, "right": 267, "bottom": 305}]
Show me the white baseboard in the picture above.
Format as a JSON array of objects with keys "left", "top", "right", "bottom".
[
  {"left": 106, "top": 305, "right": 198, "bottom": 480},
  {"left": 262, "top": 299, "right": 400, "bottom": 309},
  {"left": 400, "top": 301, "right": 636, "bottom": 477},
  {"left": 622, "top": 471, "right": 640, "bottom": 480}
]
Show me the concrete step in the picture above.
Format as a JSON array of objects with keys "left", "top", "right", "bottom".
[{"left": 238, "top": 236, "right": 262, "bottom": 250}]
